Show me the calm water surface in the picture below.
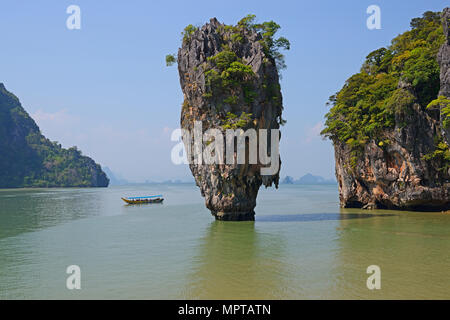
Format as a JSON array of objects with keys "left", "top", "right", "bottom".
[{"left": 0, "top": 184, "right": 449, "bottom": 299}]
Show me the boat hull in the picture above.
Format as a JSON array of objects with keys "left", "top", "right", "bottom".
[{"left": 121, "top": 198, "right": 164, "bottom": 205}]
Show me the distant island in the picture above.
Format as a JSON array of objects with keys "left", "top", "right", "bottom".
[
  {"left": 102, "top": 167, "right": 195, "bottom": 186},
  {"left": 281, "top": 174, "right": 336, "bottom": 185},
  {"left": 0, "top": 83, "right": 109, "bottom": 188},
  {"left": 103, "top": 167, "right": 129, "bottom": 186}
]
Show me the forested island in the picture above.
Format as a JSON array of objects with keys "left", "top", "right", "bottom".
[
  {"left": 0, "top": 83, "right": 109, "bottom": 188},
  {"left": 322, "top": 9, "right": 450, "bottom": 211}
]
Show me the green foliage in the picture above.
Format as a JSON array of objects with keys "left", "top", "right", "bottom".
[
  {"left": 401, "top": 46, "right": 441, "bottom": 106},
  {"left": 378, "top": 139, "right": 391, "bottom": 147},
  {"left": 223, "top": 95, "right": 238, "bottom": 105},
  {"left": 182, "top": 15, "right": 287, "bottom": 126},
  {"left": 208, "top": 50, "right": 241, "bottom": 71},
  {"left": 427, "top": 96, "right": 450, "bottom": 129},
  {"left": 231, "top": 33, "right": 244, "bottom": 44},
  {"left": 362, "top": 48, "right": 393, "bottom": 75},
  {"left": 321, "top": 72, "right": 398, "bottom": 149},
  {"left": 204, "top": 49, "right": 257, "bottom": 105},
  {"left": 423, "top": 139, "right": 450, "bottom": 173},
  {"left": 236, "top": 16, "right": 291, "bottom": 72},
  {"left": 218, "top": 14, "right": 290, "bottom": 74},
  {"left": 441, "top": 105, "right": 450, "bottom": 130},
  {"left": 386, "top": 88, "right": 416, "bottom": 116},
  {"left": 322, "top": 11, "right": 445, "bottom": 160},
  {"left": 182, "top": 24, "right": 197, "bottom": 42},
  {"left": 254, "top": 21, "right": 290, "bottom": 71},
  {"left": 237, "top": 14, "right": 257, "bottom": 29},
  {"left": 165, "top": 54, "right": 177, "bottom": 66},
  {"left": 221, "top": 112, "right": 253, "bottom": 130}
]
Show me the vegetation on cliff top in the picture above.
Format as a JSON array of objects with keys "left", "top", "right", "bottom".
[
  {"left": 168, "top": 15, "right": 289, "bottom": 127},
  {"left": 321, "top": 11, "right": 448, "bottom": 169},
  {"left": 171, "top": 15, "right": 290, "bottom": 73},
  {"left": 0, "top": 84, "right": 109, "bottom": 188},
  {"left": 221, "top": 14, "right": 291, "bottom": 72},
  {"left": 166, "top": 15, "right": 289, "bottom": 125}
]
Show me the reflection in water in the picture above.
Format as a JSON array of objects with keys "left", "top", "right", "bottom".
[
  {"left": 331, "top": 208, "right": 450, "bottom": 299},
  {"left": 257, "top": 213, "right": 394, "bottom": 223},
  {"left": 184, "top": 221, "right": 288, "bottom": 299},
  {"left": 0, "top": 189, "right": 107, "bottom": 239}
]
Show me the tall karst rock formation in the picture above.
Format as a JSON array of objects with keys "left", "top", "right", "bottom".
[{"left": 175, "top": 16, "right": 288, "bottom": 220}]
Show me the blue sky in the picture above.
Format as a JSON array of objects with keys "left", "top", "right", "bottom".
[{"left": 0, "top": 0, "right": 446, "bottom": 181}]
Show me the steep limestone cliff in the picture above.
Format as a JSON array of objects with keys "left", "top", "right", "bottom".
[
  {"left": 438, "top": 8, "right": 450, "bottom": 143},
  {"left": 0, "top": 83, "right": 109, "bottom": 188},
  {"left": 322, "top": 10, "right": 449, "bottom": 211},
  {"left": 175, "top": 16, "right": 288, "bottom": 220}
]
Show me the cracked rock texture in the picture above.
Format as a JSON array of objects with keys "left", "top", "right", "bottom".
[
  {"left": 438, "top": 8, "right": 450, "bottom": 143},
  {"left": 334, "top": 10, "right": 450, "bottom": 211},
  {"left": 177, "top": 18, "right": 283, "bottom": 220}
]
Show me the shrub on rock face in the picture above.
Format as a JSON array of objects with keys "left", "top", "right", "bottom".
[{"left": 165, "top": 54, "right": 177, "bottom": 66}]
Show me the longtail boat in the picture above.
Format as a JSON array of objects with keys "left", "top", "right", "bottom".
[{"left": 121, "top": 195, "right": 164, "bottom": 205}]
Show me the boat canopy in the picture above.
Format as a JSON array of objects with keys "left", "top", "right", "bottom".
[{"left": 126, "top": 195, "right": 163, "bottom": 200}]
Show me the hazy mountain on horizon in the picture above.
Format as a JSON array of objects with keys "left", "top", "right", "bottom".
[
  {"left": 103, "top": 167, "right": 129, "bottom": 186},
  {"left": 102, "top": 168, "right": 196, "bottom": 185},
  {"left": 282, "top": 173, "right": 336, "bottom": 185},
  {"left": 109, "top": 173, "right": 335, "bottom": 186}
]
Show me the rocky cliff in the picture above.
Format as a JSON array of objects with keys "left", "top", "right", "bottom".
[
  {"left": 438, "top": 8, "right": 450, "bottom": 143},
  {"left": 175, "top": 16, "right": 288, "bottom": 220},
  {"left": 322, "top": 10, "right": 449, "bottom": 211},
  {"left": 0, "top": 83, "right": 109, "bottom": 188}
]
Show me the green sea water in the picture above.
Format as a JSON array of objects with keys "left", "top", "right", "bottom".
[{"left": 0, "top": 184, "right": 449, "bottom": 299}]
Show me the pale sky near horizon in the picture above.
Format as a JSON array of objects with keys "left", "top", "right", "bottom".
[{"left": 0, "top": 0, "right": 446, "bottom": 182}]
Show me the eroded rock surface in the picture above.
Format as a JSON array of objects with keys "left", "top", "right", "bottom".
[
  {"left": 333, "top": 10, "right": 450, "bottom": 211},
  {"left": 438, "top": 8, "right": 450, "bottom": 143},
  {"left": 334, "top": 101, "right": 449, "bottom": 211},
  {"left": 177, "top": 18, "right": 284, "bottom": 220}
]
